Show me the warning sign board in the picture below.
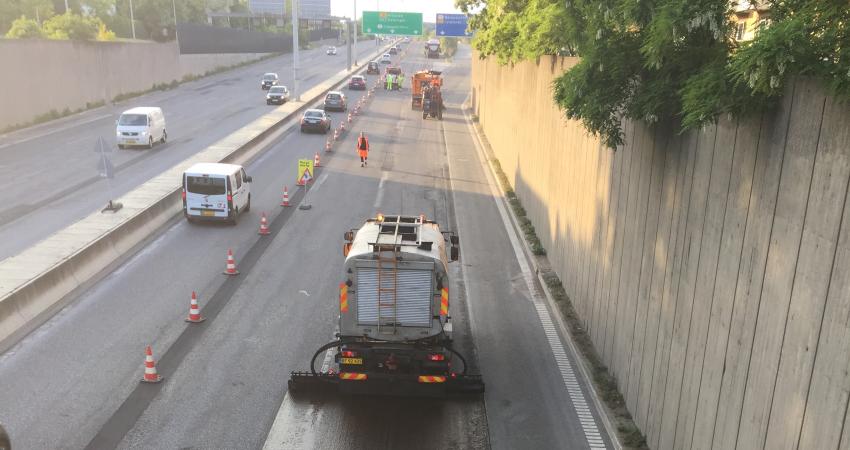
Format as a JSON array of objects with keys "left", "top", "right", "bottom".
[{"left": 297, "top": 159, "right": 314, "bottom": 186}]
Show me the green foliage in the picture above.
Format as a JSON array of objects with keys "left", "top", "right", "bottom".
[
  {"left": 0, "top": 0, "right": 54, "bottom": 35},
  {"left": 42, "top": 12, "right": 99, "bottom": 40},
  {"left": 5, "top": 15, "right": 44, "bottom": 38},
  {"left": 460, "top": 0, "right": 850, "bottom": 148},
  {"left": 440, "top": 36, "right": 459, "bottom": 57},
  {"left": 96, "top": 21, "right": 115, "bottom": 40}
]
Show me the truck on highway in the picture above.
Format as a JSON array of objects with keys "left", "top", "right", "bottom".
[
  {"left": 425, "top": 39, "right": 441, "bottom": 58},
  {"left": 289, "top": 214, "right": 484, "bottom": 396},
  {"left": 411, "top": 70, "right": 443, "bottom": 109}
]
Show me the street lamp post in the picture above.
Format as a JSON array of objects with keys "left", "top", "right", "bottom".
[
  {"left": 353, "top": 0, "right": 357, "bottom": 66},
  {"left": 129, "top": 0, "right": 136, "bottom": 39},
  {"left": 291, "top": 0, "right": 300, "bottom": 101}
]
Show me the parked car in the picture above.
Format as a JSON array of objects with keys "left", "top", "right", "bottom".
[
  {"left": 327, "top": 46, "right": 338, "bottom": 55},
  {"left": 300, "top": 109, "right": 332, "bottom": 134},
  {"left": 367, "top": 61, "right": 380, "bottom": 75},
  {"left": 380, "top": 53, "right": 392, "bottom": 64},
  {"left": 323, "top": 91, "right": 347, "bottom": 111},
  {"left": 116, "top": 107, "right": 166, "bottom": 149},
  {"left": 348, "top": 75, "right": 366, "bottom": 90},
  {"left": 183, "top": 163, "right": 251, "bottom": 225},
  {"left": 261, "top": 73, "right": 279, "bottom": 89},
  {"left": 266, "top": 85, "right": 290, "bottom": 105}
]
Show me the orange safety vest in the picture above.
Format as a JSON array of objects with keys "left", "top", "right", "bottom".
[{"left": 357, "top": 136, "right": 369, "bottom": 157}]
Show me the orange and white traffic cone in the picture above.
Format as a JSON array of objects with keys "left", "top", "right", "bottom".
[
  {"left": 314, "top": 152, "right": 321, "bottom": 167},
  {"left": 185, "top": 291, "right": 205, "bottom": 323},
  {"left": 141, "top": 345, "right": 163, "bottom": 383},
  {"left": 223, "top": 248, "right": 239, "bottom": 275},
  {"left": 340, "top": 121, "right": 346, "bottom": 132},
  {"left": 280, "top": 186, "right": 290, "bottom": 207},
  {"left": 347, "top": 112, "right": 352, "bottom": 123},
  {"left": 325, "top": 139, "right": 332, "bottom": 153},
  {"left": 258, "top": 212, "right": 270, "bottom": 235},
  {"left": 333, "top": 128, "right": 339, "bottom": 141}
]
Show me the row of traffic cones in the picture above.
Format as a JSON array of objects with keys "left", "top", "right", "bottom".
[{"left": 142, "top": 82, "right": 381, "bottom": 386}]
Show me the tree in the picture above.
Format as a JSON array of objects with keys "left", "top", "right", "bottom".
[
  {"left": 460, "top": 0, "right": 850, "bottom": 148},
  {"left": 5, "top": 15, "right": 44, "bottom": 38},
  {"left": 42, "top": 12, "right": 99, "bottom": 39}
]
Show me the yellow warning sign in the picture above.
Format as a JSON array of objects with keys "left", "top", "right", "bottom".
[{"left": 297, "top": 159, "right": 314, "bottom": 185}]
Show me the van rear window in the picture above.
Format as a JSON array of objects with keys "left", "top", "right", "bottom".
[{"left": 186, "top": 176, "right": 226, "bottom": 195}]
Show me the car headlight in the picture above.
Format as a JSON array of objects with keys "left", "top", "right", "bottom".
[{"left": 140, "top": 131, "right": 147, "bottom": 136}]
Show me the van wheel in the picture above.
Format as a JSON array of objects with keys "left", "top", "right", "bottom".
[
  {"left": 161, "top": 130, "right": 167, "bottom": 144},
  {"left": 147, "top": 136, "right": 154, "bottom": 149},
  {"left": 244, "top": 195, "right": 251, "bottom": 212}
]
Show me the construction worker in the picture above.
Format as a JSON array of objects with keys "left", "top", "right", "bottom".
[
  {"left": 397, "top": 73, "right": 405, "bottom": 90},
  {"left": 386, "top": 72, "right": 394, "bottom": 91},
  {"left": 357, "top": 132, "right": 369, "bottom": 167}
]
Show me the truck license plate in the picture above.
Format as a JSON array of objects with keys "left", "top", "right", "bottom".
[
  {"left": 201, "top": 210, "right": 215, "bottom": 217},
  {"left": 341, "top": 357, "right": 362, "bottom": 365}
]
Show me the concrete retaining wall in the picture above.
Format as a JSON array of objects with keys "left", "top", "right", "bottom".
[
  {"left": 471, "top": 53, "right": 850, "bottom": 450},
  {"left": 0, "top": 39, "right": 272, "bottom": 130}
]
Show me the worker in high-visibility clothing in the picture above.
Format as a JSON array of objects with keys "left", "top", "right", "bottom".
[
  {"left": 357, "top": 132, "right": 369, "bottom": 167},
  {"left": 386, "top": 73, "right": 394, "bottom": 91}
]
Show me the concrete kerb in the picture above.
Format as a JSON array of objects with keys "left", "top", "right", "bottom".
[
  {"left": 0, "top": 42, "right": 396, "bottom": 353},
  {"left": 461, "top": 101, "right": 623, "bottom": 450}
]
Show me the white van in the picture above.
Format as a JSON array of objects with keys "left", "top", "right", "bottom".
[
  {"left": 182, "top": 163, "right": 252, "bottom": 224},
  {"left": 116, "top": 107, "right": 166, "bottom": 149}
]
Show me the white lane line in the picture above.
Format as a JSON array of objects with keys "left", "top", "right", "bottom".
[
  {"left": 0, "top": 113, "right": 112, "bottom": 149},
  {"left": 373, "top": 171, "right": 388, "bottom": 208},
  {"left": 461, "top": 102, "right": 609, "bottom": 449},
  {"left": 310, "top": 172, "right": 329, "bottom": 193}
]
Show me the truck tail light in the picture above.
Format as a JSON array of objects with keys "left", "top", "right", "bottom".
[
  {"left": 341, "top": 350, "right": 358, "bottom": 358},
  {"left": 428, "top": 353, "right": 445, "bottom": 361}
]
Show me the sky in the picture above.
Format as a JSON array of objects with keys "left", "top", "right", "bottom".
[{"left": 330, "top": 0, "right": 464, "bottom": 23}]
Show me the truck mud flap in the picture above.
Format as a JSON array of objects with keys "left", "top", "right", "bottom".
[
  {"left": 288, "top": 371, "right": 484, "bottom": 398},
  {"left": 288, "top": 372, "right": 339, "bottom": 395}
]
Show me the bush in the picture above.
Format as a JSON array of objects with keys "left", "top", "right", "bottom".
[
  {"left": 5, "top": 16, "right": 44, "bottom": 39},
  {"left": 43, "top": 13, "right": 99, "bottom": 40},
  {"left": 96, "top": 22, "right": 115, "bottom": 41}
]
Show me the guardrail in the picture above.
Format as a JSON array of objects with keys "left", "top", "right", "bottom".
[{"left": 0, "top": 42, "right": 395, "bottom": 352}]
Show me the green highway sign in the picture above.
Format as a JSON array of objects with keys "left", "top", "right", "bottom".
[{"left": 362, "top": 11, "right": 423, "bottom": 36}]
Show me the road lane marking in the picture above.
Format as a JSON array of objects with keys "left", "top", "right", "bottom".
[
  {"left": 0, "top": 113, "right": 112, "bottom": 149},
  {"left": 458, "top": 102, "right": 611, "bottom": 449},
  {"left": 373, "top": 171, "right": 388, "bottom": 208}
]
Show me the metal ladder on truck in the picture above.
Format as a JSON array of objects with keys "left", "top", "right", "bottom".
[{"left": 374, "top": 215, "right": 424, "bottom": 335}]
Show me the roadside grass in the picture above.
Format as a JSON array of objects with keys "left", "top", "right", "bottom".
[
  {"left": 488, "top": 150, "right": 648, "bottom": 450},
  {"left": 1, "top": 52, "right": 281, "bottom": 136}
]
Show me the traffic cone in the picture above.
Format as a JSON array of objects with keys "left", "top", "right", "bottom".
[
  {"left": 280, "top": 186, "right": 291, "bottom": 207},
  {"left": 141, "top": 345, "right": 163, "bottom": 383},
  {"left": 223, "top": 248, "right": 239, "bottom": 275},
  {"left": 258, "top": 212, "right": 270, "bottom": 235},
  {"left": 185, "top": 291, "right": 205, "bottom": 323},
  {"left": 325, "top": 139, "right": 332, "bottom": 153},
  {"left": 347, "top": 112, "right": 352, "bottom": 123},
  {"left": 340, "top": 121, "right": 346, "bottom": 132},
  {"left": 333, "top": 128, "right": 339, "bottom": 141},
  {"left": 314, "top": 152, "right": 321, "bottom": 167}
]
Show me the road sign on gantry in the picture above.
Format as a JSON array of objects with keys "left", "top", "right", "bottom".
[
  {"left": 297, "top": 159, "right": 314, "bottom": 186},
  {"left": 436, "top": 13, "right": 472, "bottom": 37},
  {"left": 362, "top": 11, "right": 423, "bottom": 36}
]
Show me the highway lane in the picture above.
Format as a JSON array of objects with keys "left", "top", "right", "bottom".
[
  {"left": 0, "top": 40, "right": 382, "bottom": 261},
  {"left": 0, "top": 42, "right": 612, "bottom": 449}
]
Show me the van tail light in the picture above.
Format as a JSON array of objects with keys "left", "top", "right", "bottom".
[
  {"left": 428, "top": 353, "right": 446, "bottom": 362},
  {"left": 227, "top": 193, "right": 233, "bottom": 210},
  {"left": 227, "top": 194, "right": 233, "bottom": 202},
  {"left": 181, "top": 190, "right": 186, "bottom": 200}
]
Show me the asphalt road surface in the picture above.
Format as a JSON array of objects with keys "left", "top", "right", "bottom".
[
  {"left": 0, "top": 40, "right": 381, "bottom": 261},
  {"left": 0, "top": 42, "right": 612, "bottom": 450}
]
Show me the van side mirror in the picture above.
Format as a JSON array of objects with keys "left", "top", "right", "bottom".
[
  {"left": 245, "top": 176, "right": 253, "bottom": 183},
  {"left": 450, "top": 246, "right": 459, "bottom": 261},
  {"left": 344, "top": 230, "right": 354, "bottom": 241}
]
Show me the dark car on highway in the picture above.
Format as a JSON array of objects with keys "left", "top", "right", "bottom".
[
  {"left": 300, "top": 109, "right": 331, "bottom": 134},
  {"left": 367, "top": 61, "right": 380, "bottom": 75},
  {"left": 266, "top": 85, "right": 290, "bottom": 104},
  {"left": 260, "top": 72, "right": 279, "bottom": 90},
  {"left": 323, "top": 91, "right": 347, "bottom": 111},
  {"left": 348, "top": 75, "right": 366, "bottom": 90},
  {"left": 389, "top": 47, "right": 398, "bottom": 55}
]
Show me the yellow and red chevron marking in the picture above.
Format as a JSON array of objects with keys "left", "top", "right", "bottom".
[
  {"left": 418, "top": 375, "right": 447, "bottom": 383},
  {"left": 338, "top": 372, "right": 367, "bottom": 381},
  {"left": 440, "top": 288, "right": 449, "bottom": 316},
  {"left": 340, "top": 282, "right": 349, "bottom": 313}
]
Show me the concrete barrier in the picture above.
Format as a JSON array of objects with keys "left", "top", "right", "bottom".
[{"left": 0, "top": 43, "right": 395, "bottom": 352}]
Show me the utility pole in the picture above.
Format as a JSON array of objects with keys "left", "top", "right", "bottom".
[
  {"left": 64, "top": 0, "right": 69, "bottom": 13},
  {"left": 353, "top": 0, "right": 357, "bottom": 66},
  {"left": 172, "top": 0, "right": 179, "bottom": 45},
  {"left": 291, "top": 0, "right": 300, "bottom": 101},
  {"left": 129, "top": 0, "right": 136, "bottom": 39}
]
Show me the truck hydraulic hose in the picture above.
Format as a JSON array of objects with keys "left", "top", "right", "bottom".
[
  {"left": 309, "top": 340, "right": 343, "bottom": 376},
  {"left": 445, "top": 345, "right": 469, "bottom": 376}
]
